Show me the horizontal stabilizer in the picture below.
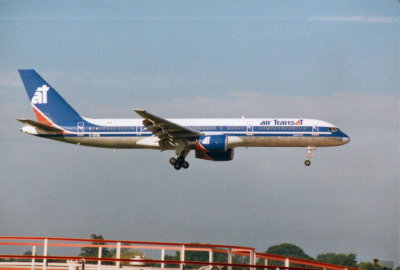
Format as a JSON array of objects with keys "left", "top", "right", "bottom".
[{"left": 17, "top": 118, "right": 64, "bottom": 132}]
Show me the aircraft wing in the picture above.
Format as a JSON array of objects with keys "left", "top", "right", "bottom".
[
  {"left": 134, "top": 109, "right": 200, "bottom": 149},
  {"left": 17, "top": 118, "right": 64, "bottom": 132}
]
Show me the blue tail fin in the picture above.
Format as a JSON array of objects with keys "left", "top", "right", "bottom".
[{"left": 18, "top": 69, "right": 84, "bottom": 127}]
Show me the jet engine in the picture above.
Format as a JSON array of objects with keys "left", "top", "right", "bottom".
[{"left": 194, "top": 135, "right": 234, "bottom": 161}]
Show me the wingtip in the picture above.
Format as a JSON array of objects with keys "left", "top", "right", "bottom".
[
  {"left": 133, "top": 109, "right": 147, "bottom": 115},
  {"left": 133, "top": 109, "right": 147, "bottom": 118}
]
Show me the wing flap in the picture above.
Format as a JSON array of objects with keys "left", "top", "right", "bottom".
[
  {"left": 136, "top": 109, "right": 199, "bottom": 135},
  {"left": 134, "top": 109, "right": 200, "bottom": 149}
]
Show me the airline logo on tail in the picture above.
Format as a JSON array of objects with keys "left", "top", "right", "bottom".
[{"left": 31, "top": 85, "right": 50, "bottom": 104}]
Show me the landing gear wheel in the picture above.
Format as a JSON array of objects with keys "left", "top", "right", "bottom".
[
  {"left": 177, "top": 156, "right": 185, "bottom": 164},
  {"left": 174, "top": 163, "right": 182, "bottom": 170},
  {"left": 169, "top": 157, "right": 177, "bottom": 165},
  {"left": 305, "top": 160, "right": 311, "bottom": 166},
  {"left": 182, "top": 161, "right": 189, "bottom": 169},
  {"left": 172, "top": 146, "right": 190, "bottom": 170}
]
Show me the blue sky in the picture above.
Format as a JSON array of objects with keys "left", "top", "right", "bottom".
[{"left": 0, "top": 0, "right": 399, "bottom": 265}]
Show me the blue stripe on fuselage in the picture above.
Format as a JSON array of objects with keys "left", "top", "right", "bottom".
[
  {"left": 37, "top": 126, "right": 349, "bottom": 139},
  {"left": 57, "top": 125, "right": 333, "bottom": 133}
]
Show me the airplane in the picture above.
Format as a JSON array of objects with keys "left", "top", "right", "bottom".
[{"left": 18, "top": 69, "right": 350, "bottom": 170}]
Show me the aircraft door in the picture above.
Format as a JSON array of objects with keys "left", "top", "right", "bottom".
[
  {"left": 137, "top": 125, "right": 144, "bottom": 135},
  {"left": 77, "top": 122, "right": 84, "bottom": 136},
  {"left": 312, "top": 124, "right": 319, "bottom": 136},
  {"left": 246, "top": 122, "right": 254, "bottom": 136}
]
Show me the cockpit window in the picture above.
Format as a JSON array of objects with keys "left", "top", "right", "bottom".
[{"left": 328, "top": 127, "right": 338, "bottom": 132}]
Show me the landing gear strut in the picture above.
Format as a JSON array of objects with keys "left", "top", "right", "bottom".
[
  {"left": 305, "top": 146, "right": 316, "bottom": 167},
  {"left": 170, "top": 145, "right": 190, "bottom": 170}
]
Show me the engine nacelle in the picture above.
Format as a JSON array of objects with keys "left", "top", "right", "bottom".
[
  {"left": 194, "top": 135, "right": 234, "bottom": 161},
  {"left": 195, "top": 149, "right": 234, "bottom": 161},
  {"left": 195, "top": 135, "right": 227, "bottom": 152}
]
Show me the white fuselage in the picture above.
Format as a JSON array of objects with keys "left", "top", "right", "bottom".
[{"left": 24, "top": 117, "right": 350, "bottom": 149}]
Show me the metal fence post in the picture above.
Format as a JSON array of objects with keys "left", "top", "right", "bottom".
[
  {"left": 180, "top": 245, "right": 185, "bottom": 270},
  {"left": 209, "top": 249, "right": 213, "bottom": 267},
  {"left": 31, "top": 246, "right": 36, "bottom": 270},
  {"left": 227, "top": 249, "right": 232, "bottom": 270},
  {"left": 250, "top": 250, "right": 256, "bottom": 270},
  {"left": 284, "top": 258, "right": 289, "bottom": 268},
  {"left": 97, "top": 247, "right": 102, "bottom": 270},
  {"left": 81, "top": 259, "right": 85, "bottom": 270},
  {"left": 42, "top": 239, "right": 48, "bottom": 270},
  {"left": 116, "top": 242, "right": 121, "bottom": 269},
  {"left": 161, "top": 249, "right": 165, "bottom": 269}
]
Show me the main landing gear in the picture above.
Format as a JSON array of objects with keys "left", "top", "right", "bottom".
[
  {"left": 170, "top": 142, "right": 190, "bottom": 170},
  {"left": 305, "top": 146, "right": 317, "bottom": 167},
  {"left": 169, "top": 156, "right": 189, "bottom": 170}
]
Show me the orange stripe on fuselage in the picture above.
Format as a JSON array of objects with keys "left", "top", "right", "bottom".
[{"left": 32, "top": 106, "right": 53, "bottom": 126}]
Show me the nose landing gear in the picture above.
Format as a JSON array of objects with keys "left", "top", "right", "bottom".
[{"left": 305, "top": 146, "right": 316, "bottom": 166}]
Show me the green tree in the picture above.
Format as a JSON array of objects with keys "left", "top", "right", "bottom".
[
  {"left": 109, "top": 248, "right": 144, "bottom": 266},
  {"left": 0, "top": 258, "right": 15, "bottom": 262},
  {"left": 164, "top": 249, "right": 212, "bottom": 268},
  {"left": 17, "top": 251, "right": 33, "bottom": 262},
  {"left": 18, "top": 251, "right": 46, "bottom": 263},
  {"left": 79, "top": 234, "right": 112, "bottom": 264},
  {"left": 360, "top": 262, "right": 397, "bottom": 270},
  {"left": 359, "top": 262, "right": 380, "bottom": 270},
  {"left": 163, "top": 244, "right": 240, "bottom": 269},
  {"left": 316, "top": 253, "right": 357, "bottom": 268},
  {"left": 265, "top": 243, "right": 314, "bottom": 267},
  {"left": 261, "top": 243, "right": 313, "bottom": 266},
  {"left": 266, "top": 243, "right": 313, "bottom": 260}
]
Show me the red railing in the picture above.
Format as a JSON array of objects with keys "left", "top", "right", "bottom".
[{"left": 0, "top": 237, "right": 359, "bottom": 270}]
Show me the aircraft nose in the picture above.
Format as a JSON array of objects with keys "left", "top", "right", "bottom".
[{"left": 342, "top": 136, "right": 350, "bottom": 144}]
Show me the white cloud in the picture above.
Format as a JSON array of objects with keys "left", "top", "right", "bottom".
[{"left": 309, "top": 16, "right": 399, "bottom": 24}]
